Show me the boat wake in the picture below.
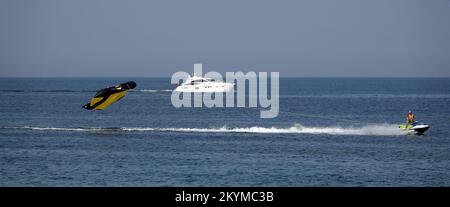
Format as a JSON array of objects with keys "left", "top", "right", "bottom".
[
  {"left": 1, "top": 123, "right": 407, "bottom": 136},
  {"left": 0, "top": 89, "right": 173, "bottom": 93},
  {"left": 136, "top": 89, "right": 173, "bottom": 93}
]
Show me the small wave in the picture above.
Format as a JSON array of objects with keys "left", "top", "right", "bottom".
[
  {"left": 1, "top": 123, "right": 407, "bottom": 136},
  {"left": 135, "top": 89, "right": 173, "bottom": 93},
  {"left": 0, "top": 90, "right": 96, "bottom": 93},
  {"left": 283, "top": 94, "right": 450, "bottom": 99},
  {"left": 0, "top": 126, "right": 120, "bottom": 131}
]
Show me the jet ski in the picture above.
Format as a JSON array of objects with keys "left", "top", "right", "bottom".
[{"left": 399, "top": 121, "right": 430, "bottom": 135}]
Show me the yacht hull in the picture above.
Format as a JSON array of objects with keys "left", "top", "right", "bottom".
[{"left": 174, "top": 84, "right": 234, "bottom": 93}]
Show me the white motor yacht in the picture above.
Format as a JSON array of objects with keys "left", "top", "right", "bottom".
[{"left": 174, "top": 74, "right": 234, "bottom": 92}]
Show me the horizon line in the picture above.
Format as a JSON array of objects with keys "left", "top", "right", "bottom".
[{"left": 1, "top": 76, "right": 450, "bottom": 78}]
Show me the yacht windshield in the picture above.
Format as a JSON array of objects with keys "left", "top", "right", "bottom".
[{"left": 183, "top": 77, "right": 217, "bottom": 85}]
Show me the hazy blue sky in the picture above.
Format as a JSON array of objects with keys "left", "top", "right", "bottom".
[{"left": 1, "top": 0, "right": 449, "bottom": 77}]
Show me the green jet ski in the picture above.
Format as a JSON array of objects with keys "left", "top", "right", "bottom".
[{"left": 399, "top": 121, "right": 430, "bottom": 135}]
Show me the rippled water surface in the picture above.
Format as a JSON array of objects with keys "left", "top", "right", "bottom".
[{"left": 1, "top": 78, "right": 449, "bottom": 186}]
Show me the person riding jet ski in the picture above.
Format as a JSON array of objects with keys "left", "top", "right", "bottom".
[
  {"left": 399, "top": 111, "right": 430, "bottom": 134},
  {"left": 405, "top": 111, "right": 415, "bottom": 129}
]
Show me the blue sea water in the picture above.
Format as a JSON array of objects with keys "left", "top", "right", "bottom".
[{"left": 0, "top": 78, "right": 449, "bottom": 186}]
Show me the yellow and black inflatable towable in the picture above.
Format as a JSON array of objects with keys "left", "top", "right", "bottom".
[{"left": 83, "top": 81, "right": 137, "bottom": 110}]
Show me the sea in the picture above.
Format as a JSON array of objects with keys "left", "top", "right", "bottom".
[{"left": 0, "top": 78, "right": 449, "bottom": 186}]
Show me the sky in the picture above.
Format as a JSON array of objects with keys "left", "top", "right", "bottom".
[{"left": 0, "top": 0, "right": 449, "bottom": 77}]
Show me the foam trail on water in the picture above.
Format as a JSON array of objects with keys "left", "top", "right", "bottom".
[
  {"left": 140, "top": 123, "right": 406, "bottom": 136},
  {"left": 1, "top": 123, "right": 407, "bottom": 136}
]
